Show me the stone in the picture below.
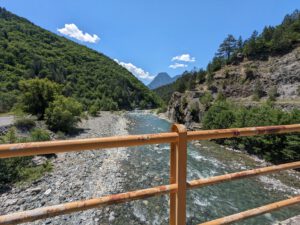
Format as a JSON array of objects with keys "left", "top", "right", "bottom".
[
  {"left": 5, "top": 199, "right": 18, "bottom": 206},
  {"left": 44, "top": 189, "right": 52, "bottom": 196},
  {"left": 109, "top": 211, "right": 115, "bottom": 222},
  {"left": 28, "top": 187, "right": 42, "bottom": 194}
]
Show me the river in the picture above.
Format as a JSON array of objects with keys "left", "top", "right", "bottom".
[{"left": 116, "top": 111, "right": 300, "bottom": 225}]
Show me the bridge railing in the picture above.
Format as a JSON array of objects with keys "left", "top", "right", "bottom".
[{"left": 0, "top": 124, "right": 300, "bottom": 225}]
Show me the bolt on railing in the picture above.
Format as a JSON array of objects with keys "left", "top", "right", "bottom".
[{"left": 0, "top": 124, "right": 300, "bottom": 225}]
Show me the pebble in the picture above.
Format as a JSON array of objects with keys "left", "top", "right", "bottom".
[
  {"left": 109, "top": 211, "right": 115, "bottom": 222},
  {"left": 44, "top": 189, "right": 52, "bottom": 196}
]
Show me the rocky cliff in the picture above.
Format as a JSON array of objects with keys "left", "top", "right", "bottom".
[
  {"left": 209, "top": 46, "right": 300, "bottom": 99},
  {"left": 167, "top": 46, "right": 300, "bottom": 128}
]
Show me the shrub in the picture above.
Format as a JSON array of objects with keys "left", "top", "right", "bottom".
[
  {"left": 0, "top": 92, "right": 17, "bottom": 113},
  {"left": 19, "top": 78, "right": 61, "bottom": 119},
  {"left": 14, "top": 117, "right": 36, "bottom": 130},
  {"left": 216, "top": 92, "right": 226, "bottom": 101},
  {"left": 202, "top": 101, "right": 300, "bottom": 164},
  {"left": 157, "top": 105, "right": 167, "bottom": 114},
  {"left": 89, "top": 104, "right": 99, "bottom": 117},
  {"left": 200, "top": 92, "right": 213, "bottom": 109},
  {"left": 268, "top": 86, "right": 278, "bottom": 101},
  {"left": 30, "top": 128, "right": 50, "bottom": 142},
  {"left": 252, "top": 80, "right": 264, "bottom": 101},
  {"left": 0, "top": 127, "right": 18, "bottom": 143},
  {"left": 45, "top": 96, "right": 83, "bottom": 133},
  {"left": 203, "top": 101, "right": 235, "bottom": 129},
  {"left": 0, "top": 128, "right": 51, "bottom": 187}
]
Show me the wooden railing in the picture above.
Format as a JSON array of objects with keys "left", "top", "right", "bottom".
[{"left": 0, "top": 124, "right": 300, "bottom": 225}]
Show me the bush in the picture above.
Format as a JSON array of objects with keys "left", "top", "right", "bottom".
[
  {"left": 200, "top": 92, "right": 213, "bottom": 110},
  {"left": 88, "top": 104, "right": 99, "bottom": 116},
  {"left": 202, "top": 101, "right": 300, "bottom": 164},
  {"left": 30, "top": 128, "right": 50, "bottom": 142},
  {"left": 0, "top": 92, "right": 17, "bottom": 113},
  {"left": 203, "top": 101, "right": 235, "bottom": 129},
  {"left": 45, "top": 96, "right": 83, "bottom": 133},
  {"left": 157, "top": 105, "right": 167, "bottom": 114},
  {"left": 19, "top": 78, "right": 61, "bottom": 119},
  {"left": 14, "top": 117, "right": 36, "bottom": 130},
  {"left": 252, "top": 80, "right": 264, "bottom": 101},
  {"left": 0, "top": 127, "right": 52, "bottom": 187},
  {"left": 268, "top": 86, "right": 278, "bottom": 101}
]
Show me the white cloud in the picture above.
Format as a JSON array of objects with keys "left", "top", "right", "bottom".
[
  {"left": 169, "top": 63, "right": 188, "bottom": 69},
  {"left": 58, "top": 24, "right": 100, "bottom": 43},
  {"left": 172, "top": 54, "right": 196, "bottom": 62},
  {"left": 114, "top": 59, "right": 155, "bottom": 81}
]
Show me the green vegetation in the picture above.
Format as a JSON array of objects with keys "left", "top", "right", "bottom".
[
  {"left": 252, "top": 80, "right": 264, "bottom": 101},
  {"left": 0, "top": 127, "right": 52, "bottom": 188},
  {"left": 200, "top": 92, "right": 213, "bottom": 109},
  {"left": 0, "top": 7, "right": 161, "bottom": 113},
  {"left": 268, "top": 86, "right": 278, "bottom": 101},
  {"left": 155, "top": 10, "right": 300, "bottom": 103},
  {"left": 19, "top": 78, "right": 61, "bottom": 119},
  {"left": 45, "top": 96, "right": 83, "bottom": 132},
  {"left": 203, "top": 101, "right": 300, "bottom": 164},
  {"left": 30, "top": 128, "right": 51, "bottom": 142}
]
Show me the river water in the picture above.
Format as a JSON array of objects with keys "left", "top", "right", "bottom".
[{"left": 115, "top": 112, "right": 300, "bottom": 225}]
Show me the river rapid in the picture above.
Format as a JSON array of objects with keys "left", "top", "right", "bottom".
[{"left": 118, "top": 111, "right": 300, "bottom": 225}]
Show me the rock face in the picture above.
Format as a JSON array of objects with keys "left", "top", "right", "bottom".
[
  {"left": 212, "top": 46, "right": 300, "bottom": 99},
  {"left": 166, "top": 47, "right": 300, "bottom": 126},
  {"left": 167, "top": 91, "right": 204, "bottom": 129}
]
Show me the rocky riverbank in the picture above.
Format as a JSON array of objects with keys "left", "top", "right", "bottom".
[{"left": 0, "top": 112, "right": 130, "bottom": 224}]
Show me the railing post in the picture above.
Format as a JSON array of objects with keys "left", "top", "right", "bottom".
[{"left": 170, "top": 124, "right": 187, "bottom": 225}]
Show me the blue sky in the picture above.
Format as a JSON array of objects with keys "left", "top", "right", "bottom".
[{"left": 0, "top": 0, "right": 299, "bottom": 84}]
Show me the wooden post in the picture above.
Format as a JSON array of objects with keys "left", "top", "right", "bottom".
[{"left": 170, "top": 124, "right": 187, "bottom": 225}]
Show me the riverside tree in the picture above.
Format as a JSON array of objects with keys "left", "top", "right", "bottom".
[
  {"left": 45, "top": 95, "right": 83, "bottom": 133},
  {"left": 19, "top": 78, "right": 61, "bottom": 119}
]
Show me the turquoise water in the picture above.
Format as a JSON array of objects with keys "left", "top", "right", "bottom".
[{"left": 119, "top": 112, "right": 300, "bottom": 225}]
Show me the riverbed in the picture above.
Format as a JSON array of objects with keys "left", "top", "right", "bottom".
[{"left": 0, "top": 111, "right": 299, "bottom": 225}]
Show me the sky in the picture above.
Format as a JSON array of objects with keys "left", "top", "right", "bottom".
[{"left": 0, "top": 0, "right": 299, "bottom": 84}]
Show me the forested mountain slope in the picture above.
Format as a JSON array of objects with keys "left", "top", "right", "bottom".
[{"left": 0, "top": 7, "right": 161, "bottom": 112}]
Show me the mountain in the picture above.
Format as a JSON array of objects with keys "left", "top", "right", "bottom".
[
  {"left": 0, "top": 7, "right": 161, "bottom": 112},
  {"left": 148, "top": 72, "right": 180, "bottom": 89}
]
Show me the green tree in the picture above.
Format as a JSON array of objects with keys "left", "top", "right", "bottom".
[
  {"left": 216, "top": 34, "right": 237, "bottom": 60},
  {"left": 45, "top": 96, "right": 83, "bottom": 132},
  {"left": 203, "top": 101, "right": 235, "bottom": 129},
  {"left": 19, "top": 78, "right": 61, "bottom": 119}
]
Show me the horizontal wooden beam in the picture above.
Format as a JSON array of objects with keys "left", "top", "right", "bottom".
[
  {"left": 0, "top": 184, "right": 177, "bottom": 225},
  {"left": 199, "top": 195, "right": 300, "bottom": 225}
]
